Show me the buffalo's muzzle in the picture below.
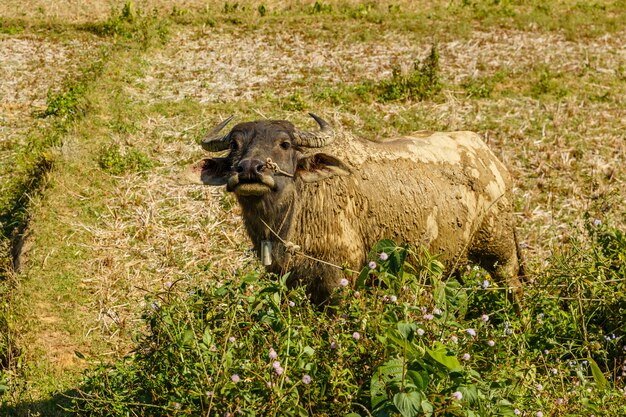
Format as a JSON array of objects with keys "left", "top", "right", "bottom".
[{"left": 227, "top": 158, "right": 276, "bottom": 196}]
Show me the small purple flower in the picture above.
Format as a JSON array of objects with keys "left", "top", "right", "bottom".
[
  {"left": 354, "top": 291, "right": 360, "bottom": 297},
  {"left": 272, "top": 360, "right": 281, "bottom": 370},
  {"left": 482, "top": 279, "right": 490, "bottom": 289},
  {"left": 465, "top": 328, "right": 476, "bottom": 337},
  {"left": 487, "top": 340, "right": 495, "bottom": 347},
  {"left": 275, "top": 366, "right": 284, "bottom": 375},
  {"left": 302, "top": 374, "right": 311, "bottom": 384},
  {"left": 229, "top": 336, "right": 236, "bottom": 343},
  {"left": 551, "top": 368, "right": 558, "bottom": 374},
  {"left": 451, "top": 391, "right": 463, "bottom": 401},
  {"left": 231, "top": 374, "right": 240, "bottom": 383},
  {"left": 462, "top": 353, "right": 471, "bottom": 361},
  {"left": 536, "top": 412, "right": 544, "bottom": 417},
  {"left": 330, "top": 341, "right": 337, "bottom": 349},
  {"left": 593, "top": 218, "right": 602, "bottom": 227},
  {"left": 173, "top": 403, "right": 181, "bottom": 410},
  {"left": 340, "top": 278, "right": 349, "bottom": 287},
  {"left": 544, "top": 349, "right": 550, "bottom": 355},
  {"left": 288, "top": 300, "right": 295, "bottom": 307},
  {"left": 206, "top": 391, "right": 214, "bottom": 398},
  {"left": 433, "top": 308, "right": 442, "bottom": 315},
  {"left": 352, "top": 332, "right": 361, "bottom": 340},
  {"left": 417, "top": 328, "right": 425, "bottom": 336},
  {"left": 267, "top": 381, "right": 275, "bottom": 388},
  {"left": 556, "top": 398, "right": 563, "bottom": 405},
  {"left": 379, "top": 252, "right": 388, "bottom": 261},
  {"left": 368, "top": 261, "right": 377, "bottom": 270},
  {"left": 165, "top": 281, "right": 173, "bottom": 288},
  {"left": 389, "top": 295, "right": 397, "bottom": 303},
  {"left": 450, "top": 335, "right": 458, "bottom": 343},
  {"left": 269, "top": 348, "right": 277, "bottom": 360},
  {"left": 423, "top": 313, "right": 434, "bottom": 321},
  {"left": 481, "top": 314, "right": 489, "bottom": 322},
  {"left": 514, "top": 410, "right": 521, "bottom": 416},
  {"left": 536, "top": 383, "right": 543, "bottom": 391}
]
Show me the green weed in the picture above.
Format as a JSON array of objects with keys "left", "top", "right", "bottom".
[
  {"left": 83, "top": 1, "right": 169, "bottom": 47},
  {"left": 530, "top": 68, "right": 569, "bottom": 99},
  {"left": 462, "top": 76, "right": 494, "bottom": 99},
  {"left": 376, "top": 45, "right": 442, "bottom": 103},
  {"left": 309, "top": 1, "right": 333, "bottom": 14},
  {"left": 281, "top": 91, "right": 307, "bottom": 112},
  {"left": 97, "top": 144, "right": 154, "bottom": 176}
]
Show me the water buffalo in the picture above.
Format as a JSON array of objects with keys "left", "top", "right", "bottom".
[{"left": 190, "top": 113, "right": 523, "bottom": 303}]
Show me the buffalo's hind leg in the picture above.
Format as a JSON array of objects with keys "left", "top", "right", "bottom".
[{"left": 470, "top": 201, "right": 524, "bottom": 305}]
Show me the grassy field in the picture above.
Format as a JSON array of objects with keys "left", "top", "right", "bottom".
[{"left": 1, "top": 1, "right": 625, "bottom": 416}]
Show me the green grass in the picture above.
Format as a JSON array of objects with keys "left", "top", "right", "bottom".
[{"left": 1, "top": 0, "right": 626, "bottom": 415}]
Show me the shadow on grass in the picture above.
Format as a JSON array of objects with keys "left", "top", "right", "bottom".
[{"left": 0, "top": 389, "right": 77, "bottom": 417}]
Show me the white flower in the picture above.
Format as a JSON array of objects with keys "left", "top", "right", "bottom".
[{"left": 451, "top": 391, "right": 463, "bottom": 401}]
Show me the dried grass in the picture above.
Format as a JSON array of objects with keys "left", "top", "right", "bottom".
[{"left": 131, "top": 24, "right": 625, "bottom": 268}]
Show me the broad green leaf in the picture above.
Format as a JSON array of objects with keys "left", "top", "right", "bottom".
[
  {"left": 497, "top": 399, "right": 516, "bottom": 416},
  {"left": 182, "top": 328, "right": 195, "bottom": 346},
  {"left": 421, "top": 399, "right": 434, "bottom": 417},
  {"left": 370, "top": 371, "right": 388, "bottom": 409},
  {"left": 344, "top": 413, "right": 362, "bottom": 417},
  {"left": 457, "top": 385, "right": 479, "bottom": 404},
  {"left": 588, "top": 358, "right": 608, "bottom": 389},
  {"left": 356, "top": 266, "right": 369, "bottom": 288},
  {"left": 426, "top": 342, "right": 462, "bottom": 371},
  {"left": 202, "top": 326, "right": 213, "bottom": 347},
  {"left": 406, "top": 370, "right": 428, "bottom": 390},
  {"left": 397, "top": 322, "right": 417, "bottom": 341},
  {"left": 378, "top": 358, "right": 405, "bottom": 381},
  {"left": 393, "top": 391, "right": 422, "bottom": 417}
]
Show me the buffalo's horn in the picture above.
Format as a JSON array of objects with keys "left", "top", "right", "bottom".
[
  {"left": 201, "top": 115, "right": 235, "bottom": 152},
  {"left": 293, "top": 113, "right": 335, "bottom": 148}
]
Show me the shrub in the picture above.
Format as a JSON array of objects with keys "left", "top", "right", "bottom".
[
  {"left": 72, "top": 229, "right": 626, "bottom": 416},
  {"left": 376, "top": 45, "right": 442, "bottom": 103}
]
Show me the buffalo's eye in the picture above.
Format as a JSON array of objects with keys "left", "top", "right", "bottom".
[
  {"left": 280, "top": 141, "right": 291, "bottom": 150},
  {"left": 230, "top": 141, "right": 239, "bottom": 151}
]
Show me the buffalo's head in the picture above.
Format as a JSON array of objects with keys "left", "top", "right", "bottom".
[{"left": 190, "top": 113, "right": 351, "bottom": 199}]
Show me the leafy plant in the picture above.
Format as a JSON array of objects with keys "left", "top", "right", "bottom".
[
  {"left": 310, "top": 1, "right": 333, "bottom": 14},
  {"left": 97, "top": 144, "right": 154, "bottom": 175},
  {"left": 376, "top": 45, "right": 442, "bottom": 102},
  {"left": 72, "top": 233, "right": 626, "bottom": 416}
]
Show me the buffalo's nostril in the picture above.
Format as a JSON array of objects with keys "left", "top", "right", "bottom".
[
  {"left": 237, "top": 159, "right": 265, "bottom": 180},
  {"left": 253, "top": 163, "right": 265, "bottom": 174}
]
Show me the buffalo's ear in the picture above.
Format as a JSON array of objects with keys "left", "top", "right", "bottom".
[
  {"left": 296, "top": 153, "right": 352, "bottom": 183},
  {"left": 187, "top": 158, "right": 231, "bottom": 185}
]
